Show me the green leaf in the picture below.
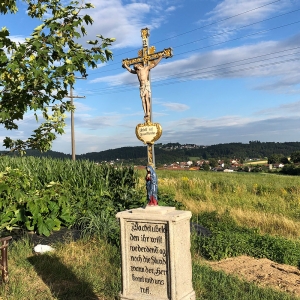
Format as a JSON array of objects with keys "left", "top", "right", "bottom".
[
  {"left": 37, "top": 216, "right": 50, "bottom": 236},
  {"left": 25, "top": 220, "right": 35, "bottom": 231}
]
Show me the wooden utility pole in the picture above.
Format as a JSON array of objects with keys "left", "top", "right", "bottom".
[{"left": 66, "top": 77, "right": 86, "bottom": 160}]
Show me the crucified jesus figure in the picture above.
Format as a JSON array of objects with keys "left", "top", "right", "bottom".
[{"left": 122, "top": 55, "right": 164, "bottom": 121}]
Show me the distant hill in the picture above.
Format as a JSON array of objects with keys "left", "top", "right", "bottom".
[
  {"left": 78, "top": 141, "right": 300, "bottom": 165},
  {"left": 77, "top": 146, "right": 188, "bottom": 165},
  {"left": 1, "top": 141, "right": 300, "bottom": 165},
  {"left": 0, "top": 149, "right": 71, "bottom": 159}
]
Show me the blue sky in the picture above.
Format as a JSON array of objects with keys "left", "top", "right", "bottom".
[{"left": 1, "top": 0, "right": 300, "bottom": 154}]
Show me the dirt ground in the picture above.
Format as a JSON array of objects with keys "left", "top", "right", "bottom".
[{"left": 206, "top": 255, "right": 300, "bottom": 297}]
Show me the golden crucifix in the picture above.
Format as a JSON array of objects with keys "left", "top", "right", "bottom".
[{"left": 122, "top": 28, "right": 173, "bottom": 166}]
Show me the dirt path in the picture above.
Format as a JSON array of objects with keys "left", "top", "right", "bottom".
[{"left": 206, "top": 256, "right": 300, "bottom": 297}]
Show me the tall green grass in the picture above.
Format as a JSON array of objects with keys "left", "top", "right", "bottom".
[
  {"left": 154, "top": 170, "right": 300, "bottom": 239},
  {"left": 192, "top": 211, "right": 300, "bottom": 267},
  {"left": 156, "top": 170, "right": 300, "bottom": 219},
  {"left": 0, "top": 157, "right": 144, "bottom": 236}
]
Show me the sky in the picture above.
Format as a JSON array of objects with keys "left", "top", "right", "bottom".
[{"left": 1, "top": 0, "right": 300, "bottom": 154}]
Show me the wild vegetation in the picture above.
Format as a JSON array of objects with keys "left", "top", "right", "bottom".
[
  {"left": 1, "top": 157, "right": 300, "bottom": 299},
  {"left": 0, "top": 156, "right": 143, "bottom": 237},
  {"left": 156, "top": 170, "right": 300, "bottom": 239}
]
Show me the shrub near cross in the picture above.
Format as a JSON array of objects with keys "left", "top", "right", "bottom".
[{"left": 0, "top": 157, "right": 144, "bottom": 236}]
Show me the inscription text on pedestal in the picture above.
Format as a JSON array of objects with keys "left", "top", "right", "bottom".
[{"left": 126, "top": 221, "right": 169, "bottom": 298}]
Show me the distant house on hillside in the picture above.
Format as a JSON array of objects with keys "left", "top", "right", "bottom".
[
  {"left": 196, "top": 160, "right": 209, "bottom": 166},
  {"left": 269, "top": 163, "right": 284, "bottom": 169}
]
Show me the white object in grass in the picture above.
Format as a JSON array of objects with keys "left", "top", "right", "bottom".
[{"left": 34, "top": 244, "right": 55, "bottom": 253}]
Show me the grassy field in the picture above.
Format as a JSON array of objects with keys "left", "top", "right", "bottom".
[
  {"left": 151, "top": 170, "right": 300, "bottom": 239},
  {"left": 1, "top": 167, "right": 300, "bottom": 299},
  {"left": 245, "top": 160, "right": 268, "bottom": 165}
]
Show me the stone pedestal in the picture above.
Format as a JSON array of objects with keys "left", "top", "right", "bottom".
[{"left": 116, "top": 206, "right": 196, "bottom": 300}]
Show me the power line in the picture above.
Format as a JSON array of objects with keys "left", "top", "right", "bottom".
[
  {"left": 83, "top": 56, "right": 300, "bottom": 95},
  {"left": 111, "top": 0, "right": 285, "bottom": 59},
  {"left": 82, "top": 47, "right": 300, "bottom": 93},
  {"left": 89, "top": 15, "right": 300, "bottom": 75},
  {"left": 152, "top": 57, "right": 300, "bottom": 85},
  {"left": 89, "top": 48, "right": 300, "bottom": 92},
  {"left": 176, "top": 20, "right": 300, "bottom": 57},
  {"left": 170, "top": 8, "right": 300, "bottom": 50},
  {"left": 161, "top": 51, "right": 300, "bottom": 80}
]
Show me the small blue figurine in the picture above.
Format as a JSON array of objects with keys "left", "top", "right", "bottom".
[{"left": 145, "top": 165, "right": 158, "bottom": 206}]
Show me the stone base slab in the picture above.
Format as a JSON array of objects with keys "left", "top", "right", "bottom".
[{"left": 119, "top": 290, "right": 196, "bottom": 300}]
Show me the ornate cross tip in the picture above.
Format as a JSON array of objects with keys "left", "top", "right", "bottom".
[
  {"left": 141, "top": 28, "right": 150, "bottom": 39},
  {"left": 163, "top": 48, "right": 173, "bottom": 58},
  {"left": 122, "top": 59, "right": 129, "bottom": 67}
]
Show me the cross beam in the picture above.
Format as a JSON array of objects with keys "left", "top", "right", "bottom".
[{"left": 122, "top": 28, "right": 173, "bottom": 67}]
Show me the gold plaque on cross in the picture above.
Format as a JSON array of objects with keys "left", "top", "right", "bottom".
[{"left": 135, "top": 122, "right": 162, "bottom": 145}]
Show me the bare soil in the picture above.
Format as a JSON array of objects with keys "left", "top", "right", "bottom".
[{"left": 206, "top": 255, "right": 300, "bottom": 297}]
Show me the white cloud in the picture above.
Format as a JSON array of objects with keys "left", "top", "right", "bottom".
[
  {"left": 159, "top": 102, "right": 190, "bottom": 111},
  {"left": 160, "top": 115, "right": 300, "bottom": 146},
  {"left": 207, "top": 0, "right": 287, "bottom": 24},
  {"left": 10, "top": 35, "right": 25, "bottom": 44},
  {"left": 166, "top": 6, "right": 176, "bottom": 12},
  {"left": 54, "top": 113, "right": 300, "bottom": 154},
  {"left": 201, "top": 0, "right": 292, "bottom": 42},
  {"left": 4, "top": 98, "right": 300, "bottom": 154},
  {"left": 52, "top": 128, "right": 139, "bottom": 154},
  {"left": 80, "top": 0, "right": 177, "bottom": 49},
  {"left": 256, "top": 99, "right": 300, "bottom": 116},
  {"left": 74, "top": 102, "right": 92, "bottom": 112},
  {"left": 254, "top": 74, "right": 300, "bottom": 92},
  {"left": 89, "top": 62, "right": 107, "bottom": 70},
  {"left": 89, "top": 33, "right": 300, "bottom": 93}
]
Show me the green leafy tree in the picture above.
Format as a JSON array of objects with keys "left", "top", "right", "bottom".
[
  {"left": 209, "top": 158, "right": 218, "bottom": 168},
  {"left": 0, "top": 0, "right": 115, "bottom": 154},
  {"left": 267, "top": 154, "right": 283, "bottom": 164},
  {"left": 290, "top": 151, "right": 300, "bottom": 163},
  {"left": 280, "top": 156, "right": 289, "bottom": 164},
  {"left": 202, "top": 163, "right": 210, "bottom": 171}
]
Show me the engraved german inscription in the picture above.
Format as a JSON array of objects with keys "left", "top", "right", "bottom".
[{"left": 126, "top": 221, "right": 168, "bottom": 297}]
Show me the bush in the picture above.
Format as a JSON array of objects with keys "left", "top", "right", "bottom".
[
  {"left": 0, "top": 157, "right": 144, "bottom": 236},
  {"left": 280, "top": 164, "right": 300, "bottom": 175},
  {"left": 0, "top": 167, "right": 74, "bottom": 236}
]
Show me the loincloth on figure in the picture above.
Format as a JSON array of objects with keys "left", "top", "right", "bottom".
[{"left": 140, "top": 81, "right": 151, "bottom": 98}]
